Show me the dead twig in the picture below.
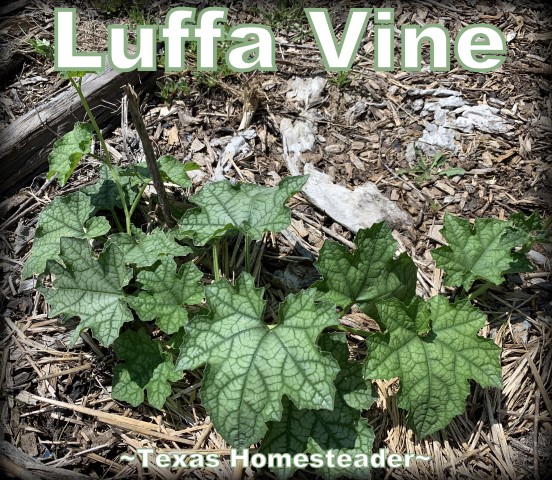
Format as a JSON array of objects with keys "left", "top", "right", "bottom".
[
  {"left": 26, "top": 394, "right": 195, "bottom": 445},
  {"left": 123, "top": 84, "right": 175, "bottom": 228}
]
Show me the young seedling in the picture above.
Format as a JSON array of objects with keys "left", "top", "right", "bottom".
[
  {"left": 258, "top": 0, "right": 313, "bottom": 43},
  {"left": 399, "top": 150, "right": 465, "bottom": 184},
  {"left": 329, "top": 71, "right": 353, "bottom": 89},
  {"left": 28, "top": 37, "right": 54, "bottom": 61}
]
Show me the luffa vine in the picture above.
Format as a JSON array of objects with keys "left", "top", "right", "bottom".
[{"left": 23, "top": 72, "right": 541, "bottom": 479}]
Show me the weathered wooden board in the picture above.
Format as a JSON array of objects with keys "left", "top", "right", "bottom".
[{"left": 0, "top": 66, "right": 161, "bottom": 197}]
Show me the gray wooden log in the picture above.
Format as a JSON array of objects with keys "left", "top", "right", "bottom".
[
  {"left": 0, "top": 41, "right": 24, "bottom": 86},
  {"left": 0, "top": 66, "right": 161, "bottom": 197},
  {"left": 0, "top": 441, "right": 92, "bottom": 479},
  {"left": 0, "top": 0, "right": 30, "bottom": 16}
]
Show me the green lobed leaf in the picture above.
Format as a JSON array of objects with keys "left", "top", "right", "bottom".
[
  {"left": 314, "top": 222, "right": 417, "bottom": 320},
  {"left": 97, "top": 157, "right": 198, "bottom": 192},
  {"left": 261, "top": 334, "right": 376, "bottom": 480},
  {"left": 509, "top": 211, "right": 544, "bottom": 236},
  {"left": 507, "top": 211, "right": 549, "bottom": 249},
  {"left": 47, "top": 123, "right": 93, "bottom": 186},
  {"left": 83, "top": 159, "right": 197, "bottom": 214},
  {"left": 82, "top": 165, "right": 123, "bottom": 212},
  {"left": 38, "top": 237, "right": 133, "bottom": 347},
  {"left": 84, "top": 216, "right": 111, "bottom": 239},
  {"left": 128, "top": 257, "right": 204, "bottom": 334},
  {"left": 112, "top": 329, "right": 182, "bottom": 409},
  {"left": 60, "top": 71, "right": 88, "bottom": 79},
  {"left": 364, "top": 296, "right": 502, "bottom": 438},
  {"left": 108, "top": 228, "right": 192, "bottom": 268},
  {"left": 177, "top": 176, "right": 307, "bottom": 245},
  {"left": 306, "top": 423, "right": 374, "bottom": 480},
  {"left": 431, "top": 214, "right": 533, "bottom": 290},
  {"left": 82, "top": 164, "right": 143, "bottom": 213},
  {"left": 175, "top": 273, "right": 340, "bottom": 448},
  {"left": 22, "top": 191, "right": 110, "bottom": 278},
  {"left": 158, "top": 155, "right": 198, "bottom": 187}
]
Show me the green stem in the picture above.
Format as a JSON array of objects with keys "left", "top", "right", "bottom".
[
  {"left": 129, "top": 182, "right": 149, "bottom": 219},
  {"left": 212, "top": 240, "right": 220, "bottom": 281},
  {"left": 335, "top": 324, "right": 371, "bottom": 337},
  {"left": 338, "top": 304, "right": 354, "bottom": 319},
  {"left": 89, "top": 153, "right": 106, "bottom": 163},
  {"left": 244, "top": 234, "right": 250, "bottom": 273},
  {"left": 70, "top": 77, "right": 132, "bottom": 235},
  {"left": 467, "top": 282, "right": 493, "bottom": 301},
  {"left": 222, "top": 238, "right": 229, "bottom": 278},
  {"left": 110, "top": 207, "right": 123, "bottom": 232}
]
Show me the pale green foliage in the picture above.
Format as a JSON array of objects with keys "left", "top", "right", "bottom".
[
  {"left": 175, "top": 273, "right": 340, "bottom": 448},
  {"left": 28, "top": 37, "right": 54, "bottom": 61},
  {"left": 505, "top": 212, "right": 550, "bottom": 254},
  {"left": 158, "top": 155, "right": 198, "bottom": 187},
  {"left": 83, "top": 159, "right": 197, "bottom": 213},
  {"left": 22, "top": 191, "right": 110, "bottom": 278},
  {"left": 508, "top": 211, "right": 548, "bottom": 245},
  {"left": 109, "top": 228, "right": 191, "bottom": 268},
  {"left": 398, "top": 150, "right": 465, "bottom": 184},
  {"left": 83, "top": 165, "right": 137, "bottom": 212},
  {"left": 29, "top": 86, "right": 531, "bottom": 476},
  {"left": 432, "top": 214, "right": 533, "bottom": 290},
  {"left": 47, "top": 123, "right": 93, "bottom": 186},
  {"left": 85, "top": 216, "right": 111, "bottom": 238},
  {"left": 364, "top": 296, "right": 502, "bottom": 438},
  {"left": 315, "top": 222, "right": 417, "bottom": 319},
  {"left": 112, "top": 329, "right": 182, "bottom": 409},
  {"left": 128, "top": 257, "right": 204, "bottom": 334},
  {"left": 261, "top": 334, "right": 376, "bottom": 479},
  {"left": 39, "top": 238, "right": 133, "bottom": 347},
  {"left": 178, "top": 176, "right": 307, "bottom": 245}
]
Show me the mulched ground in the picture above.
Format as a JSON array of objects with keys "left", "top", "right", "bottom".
[{"left": 0, "top": 0, "right": 551, "bottom": 479}]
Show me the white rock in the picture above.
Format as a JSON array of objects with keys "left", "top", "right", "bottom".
[
  {"left": 286, "top": 76, "right": 327, "bottom": 109},
  {"left": 416, "top": 123, "right": 458, "bottom": 155},
  {"left": 280, "top": 117, "right": 412, "bottom": 232},
  {"left": 302, "top": 164, "right": 413, "bottom": 231},
  {"left": 453, "top": 104, "right": 512, "bottom": 134}
]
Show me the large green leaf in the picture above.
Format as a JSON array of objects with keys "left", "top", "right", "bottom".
[
  {"left": 128, "top": 257, "right": 204, "bottom": 334},
  {"left": 364, "top": 296, "right": 502, "bottom": 438},
  {"left": 175, "top": 273, "right": 340, "bottom": 448},
  {"left": 431, "top": 214, "right": 533, "bottom": 290},
  {"left": 39, "top": 238, "right": 133, "bottom": 347},
  {"left": 47, "top": 123, "right": 93, "bottom": 186},
  {"left": 82, "top": 164, "right": 143, "bottom": 213},
  {"left": 315, "top": 222, "right": 417, "bottom": 320},
  {"left": 177, "top": 176, "right": 307, "bottom": 245},
  {"left": 22, "top": 192, "right": 110, "bottom": 278},
  {"left": 112, "top": 329, "right": 182, "bottom": 409},
  {"left": 82, "top": 165, "right": 124, "bottom": 212},
  {"left": 261, "top": 334, "right": 376, "bottom": 480},
  {"left": 108, "top": 228, "right": 192, "bottom": 268}
]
